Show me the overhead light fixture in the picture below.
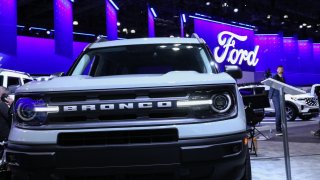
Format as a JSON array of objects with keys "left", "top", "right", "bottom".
[
  {"left": 160, "top": 45, "right": 167, "bottom": 48},
  {"left": 299, "top": 25, "right": 303, "bottom": 29},
  {"left": 122, "top": 28, "right": 128, "bottom": 33},
  {"left": 303, "top": 23, "right": 307, "bottom": 26},
  {"left": 307, "top": 25, "right": 312, "bottom": 28},
  {"left": 234, "top": 8, "right": 239, "bottom": 13},
  {"left": 267, "top": 15, "right": 271, "bottom": 19},
  {"left": 117, "top": 22, "right": 121, "bottom": 26},
  {"left": 130, "top": 29, "right": 136, "bottom": 34},
  {"left": 46, "top": 31, "right": 51, "bottom": 35},
  {"left": 29, "top": 27, "right": 47, "bottom": 31},
  {"left": 150, "top": 7, "right": 157, "bottom": 18},
  {"left": 170, "top": 35, "right": 174, "bottom": 38},
  {"left": 206, "top": 2, "right": 211, "bottom": 6},
  {"left": 109, "top": 0, "right": 119, "bottom": 11},
  {"left": 283, "top": 15, "right": 288, "bottom": 19},
  {"left": 222, "top": 2, "right": 228, "bottom": 7},
  {"left": 185, "top": 33, "right": 190, "bottom": 37},
  {"left": 281, "top": 21, "right": 285, "bottom": 25},
  {"left": 73, "top": 21, "right": 79, "bottom": 26},
  {"left": 182, "top": 14, "right": 186, "bottom": 23},
  {"left": 172, "top": 47, "right": 180, "bottom": 51}
]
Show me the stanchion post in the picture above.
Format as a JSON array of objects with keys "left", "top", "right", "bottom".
[{"left": 279, "top": 87, "right": 292, "bottom": 180}]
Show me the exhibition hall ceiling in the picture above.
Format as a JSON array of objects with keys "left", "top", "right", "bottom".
[{"left": 18, "top": 0, "right": 320, "bottom": 41}]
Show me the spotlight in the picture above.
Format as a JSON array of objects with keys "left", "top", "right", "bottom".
[
  {"left": 299, "top": 25, "right": 303, "bottom": 29},
  {"left": 122, "top": 28, "right": 128, "bottom": 34},
  {"left": 303, "top": 23, "right": 307, "bottom": 26},
  {"left": 234, "top": 8, "right": 239, "bottom": 13},
  {"left": 170, "top": 35, "right": 174, "bottom": 38},
  {"left": 206, "top": 2, "right": 211, "bottom": 6},
  {"left": 222, "top": 2, "right": 228, "bottom": 7},
  {"left": 73, "top": 21, "right": 79, "bottom": 26},
  {"left": 267, "top": 15, "right": 271, "bottom": 19},
  {"left": 46, "top": 31, "right": 51, "bottom": 35},
  {"left": 186, "top": 34, "right": 190, "bottom": 37},
  {"left": 281, "top": 22, "right": 285, "bottom": 25},
  {"left": 307, "top": 25, "right": 312, "bottom": 28},
  {"left": 117, "top": 22, "right": 121, "bottom": 26},
  {"left": 283, "top": 15, "right": 288, "bottom": 19},
  {"left": 130, "top": 29, "right": 136, "bottom": 34}
]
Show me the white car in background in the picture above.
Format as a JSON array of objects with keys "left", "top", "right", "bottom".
[
  {"left": 0, "top": 68, "right": 33, "bottom": 93},
  {"left": 239, "top": 84, "right": 319, "bottom": 121},
  {"left": 0, "top": 69, "right": 33, "bottom": 102}
]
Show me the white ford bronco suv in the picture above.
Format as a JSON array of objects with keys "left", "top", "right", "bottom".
[{"left": 7, "top": 36, "right": 250, "bottom": 180}]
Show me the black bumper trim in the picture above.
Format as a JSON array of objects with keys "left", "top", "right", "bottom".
[{"left": 7, "top": 132, "right": 248, "bottom": 179}]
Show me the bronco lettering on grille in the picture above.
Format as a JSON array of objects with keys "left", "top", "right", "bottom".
[{"left": 62, "top": 101, "right": 173, "bottom": 112}]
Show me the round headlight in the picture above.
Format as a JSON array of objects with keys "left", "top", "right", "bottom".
[
  {"left": 15, "top": 98, "right": 46, "bottom": 122},
  {"left": 211, "top": 93, "right": 232, "bottom": 113}
]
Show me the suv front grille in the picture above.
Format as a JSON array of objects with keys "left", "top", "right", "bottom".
[
  {"left": 305, "top": 98, "right": 318, "bottom": 106},
  {"left": 57, "top": 129, "right": 178, "bottom": 146},
  {"left": 16, "top": 85, "right": 237, "bottom": 128}
]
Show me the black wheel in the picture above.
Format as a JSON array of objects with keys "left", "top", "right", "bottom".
[
  {"left": 242, "top": 148, "right": 252, "bottom": 180},
  {"left": 299, "top": 115, "right": 313, "bottom": 121},
  {"left": 285, "top": 104, "right": 297, "bottom": 121}
]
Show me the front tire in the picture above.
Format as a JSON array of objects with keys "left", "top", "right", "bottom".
[
  {"left": 242, "top": 148, "right": 252, "bottom": 180},
  {"left": 285, "top": 104, "right": 297, "bottom": 121}
]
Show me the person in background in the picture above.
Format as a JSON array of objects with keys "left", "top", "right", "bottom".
[
  {"left": 0, "top": 86, "right": 13, "bottom": 142},
  {"left": 268, "top": 65, "right": 285, "bottom": 136},
  {"left": 311, "top": 85, "right": 320, "bottom": 136},
  {"left": 264, "top": 68, "right": 272, "bottom": 79}
]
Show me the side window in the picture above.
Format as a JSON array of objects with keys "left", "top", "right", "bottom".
[
  {"left": 7, "top": 77, "right": 21, "bottom": 86},
  {"left": 0, "top": 75, "right": 3, "bottom": 86},
  {"left": 23, "top": 78, "right": 32, "bottom": 84}
]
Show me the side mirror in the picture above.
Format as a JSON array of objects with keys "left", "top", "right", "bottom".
[{"left": 225, "top": 65, "right": 242, "bottom": 79}]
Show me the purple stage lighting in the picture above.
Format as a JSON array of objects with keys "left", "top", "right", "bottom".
[
  {"left": 54, "top": 0, "right": 73, "bottom": 59},
  {"left": 106, "top": 0, "right": 118, "bottom": 40},
  {"left": 254, "top": 34, "right": 284, "bottom": 73},
  {"left": 148, "top": 7, "right": 155, "bottom": 37},
  {"left": 0, "top": 0, "right": 17, "bottom": 55}
]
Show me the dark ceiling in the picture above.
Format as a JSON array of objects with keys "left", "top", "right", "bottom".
[{"left": 18, "top": 0, "right": 320, "bottom": 42}]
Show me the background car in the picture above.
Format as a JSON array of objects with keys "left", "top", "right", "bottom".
[
  {"left": 239, "top": 84, "right": 319, "bottom": 121},
  {"left": 0, "top": 68, "right": 33, "bottom": 93}
]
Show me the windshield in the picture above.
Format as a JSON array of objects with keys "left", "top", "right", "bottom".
[{"left": 70, "top": 44, "right": 218, "bottom": 76}]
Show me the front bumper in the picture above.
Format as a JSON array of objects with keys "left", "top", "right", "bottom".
[
  {"left": 6, "top": 132, "right": 248, "bottom": 179},
  {"left": 300, "top": 107, "right": 319, "bottom": 116}
]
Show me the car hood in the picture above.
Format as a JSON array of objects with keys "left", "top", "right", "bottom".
[
  {"left": 16, "top": 71, "right": 236, "bottom": 93},
  {"left": 285, "top": 93, "right": 314, "bottom": 98}
]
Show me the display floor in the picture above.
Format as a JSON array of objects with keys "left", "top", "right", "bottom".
[{"left": 252, "top": 117, "right": 320, "bottom": 180}]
